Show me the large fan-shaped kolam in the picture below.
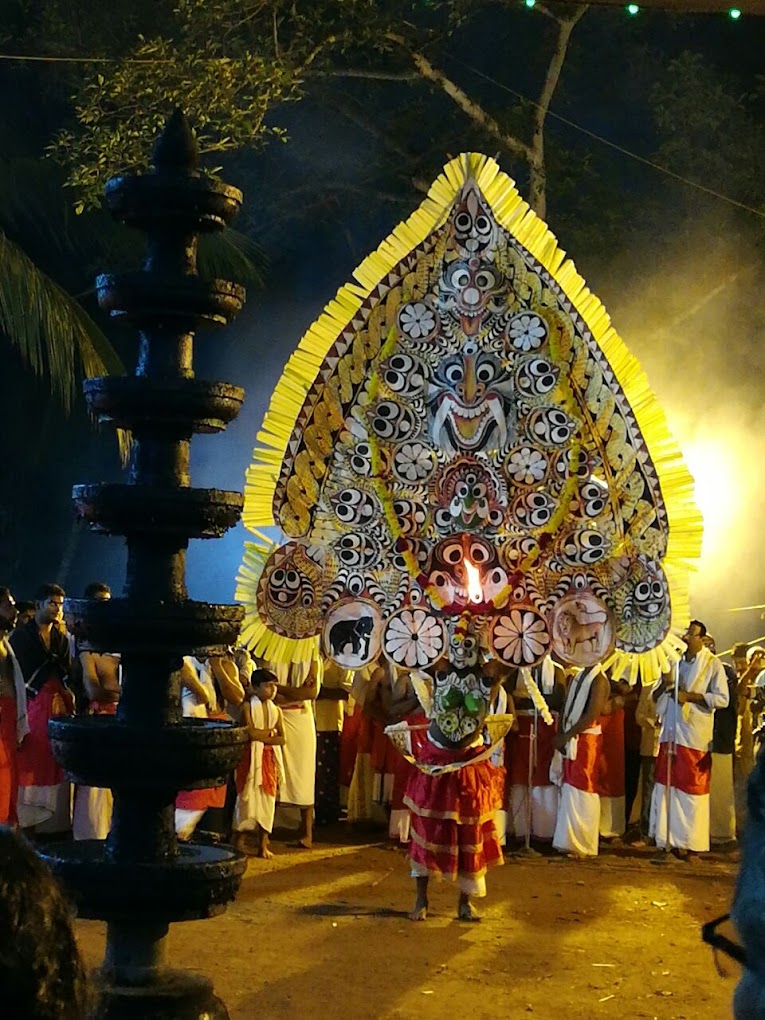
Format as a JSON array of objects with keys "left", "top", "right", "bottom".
[{"left": 237, "top": 153, "right": 702, "bottom": 681}]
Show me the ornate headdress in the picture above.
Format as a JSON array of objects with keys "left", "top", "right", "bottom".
[{"left": 237, "top": 154, "right": 702, "bottom": 683}]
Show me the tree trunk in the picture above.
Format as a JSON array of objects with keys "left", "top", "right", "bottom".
[{"left": 528, "top": 5, "right": 588, "bottom": 219}]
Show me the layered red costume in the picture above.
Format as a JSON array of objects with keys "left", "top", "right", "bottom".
[{"left": 404, "top": 736, "right": 504, "bottom": 897}]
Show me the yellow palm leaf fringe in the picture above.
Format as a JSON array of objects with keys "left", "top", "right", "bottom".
[{"left": 241, "top": 153, "right": 702, "bottom": 677}]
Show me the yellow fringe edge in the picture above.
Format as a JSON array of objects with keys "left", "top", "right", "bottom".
[{"left": 240, "top": 152, "right": 702, "bottom": 678}]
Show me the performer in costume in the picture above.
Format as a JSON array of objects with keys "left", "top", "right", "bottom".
[
  {"left": 234, "top": 669, "right": 285, "bottom": 857},
  {"left": 234, "top": 154, "right": 705, "bottom": 888},
  {"left": 10, "top": 583, "right": 73, "bottom": 831},
  {"left": 0, "top": 588, "right": 28, "bottom": 826},
  {"left": 400, "top": 619, "right": 509, "bottom": 922},
  {"left": 650, "top": 619, "right": 728, "bottom": 855},
  {"left": 552, "top": 664, "right": 610, "bottom": 857},
  {"left": 505, "top": 657, "right": 564, "bottom": 843}
]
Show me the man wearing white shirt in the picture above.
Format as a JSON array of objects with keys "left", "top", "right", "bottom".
[{"left": 650, "top": 620, "right": 729, "bottom": 857}]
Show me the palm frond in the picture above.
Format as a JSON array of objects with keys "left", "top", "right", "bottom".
[
  {"left": 198, "top": 229, "right": 267, "bottom": 288},
  {"left": 0, "top": 229, "right": 130, "bottom": 461}
]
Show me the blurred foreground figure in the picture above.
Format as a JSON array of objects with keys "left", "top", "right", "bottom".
[
  {"left": 0, "top": 825, "right": 90, "bottom": 1019},
  {"left": 0, "top": 588, "right": 28, "bottom": 825}
]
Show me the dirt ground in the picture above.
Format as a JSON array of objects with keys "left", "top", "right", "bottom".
[{"left": 75, "top": 833, "right": 739, "bottom": 1020}]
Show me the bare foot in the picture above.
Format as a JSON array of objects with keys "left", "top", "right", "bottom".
[
  {"left": 458, "top": 898, "right": 481, "bottom": 923},
  {"left": 409, "top": 901, "right": 428, "bottom": 921},
  {"left": 298, "top": 837, "right": 313, "bottom": 850},
  {"left": 257, "top": 846, "right": 274, "bottom": 860}
]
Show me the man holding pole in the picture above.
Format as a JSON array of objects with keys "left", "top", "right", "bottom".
[{"left": 650, "top": 620, "right": 728, "bottom": 858}]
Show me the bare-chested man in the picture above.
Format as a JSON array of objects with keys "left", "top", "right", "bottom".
[
  {"left": 72, "top": 583, "right": 121, "bottom": 840},
  {"left": 551, "top": 664, "right": 610, "bottom": 857},
  {"left": 0, "top": 588, "right": 28, "bottom": 825}
]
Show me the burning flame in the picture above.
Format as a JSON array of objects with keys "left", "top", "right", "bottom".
[{"left": 465, "top": 558, "right": 483, "bottom": 604}]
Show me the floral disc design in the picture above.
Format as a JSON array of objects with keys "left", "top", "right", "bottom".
[
  {"left": 489, "top": 607, "right": 551, "bottom": 667},
  {"left": 382, "top": 607, "right": 447, "bottom": 669}
]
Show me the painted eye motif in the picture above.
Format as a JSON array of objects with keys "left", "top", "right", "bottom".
[
  {"left": 444, "top": 363, "right": 464, "bottom": 385},
  {"left": 392, "top": 538, "right": 430, "bottom": 572},
  {"left": 527, "top": 407, "right": 577, "bottom": 447},
  {"left": 559, "top": 529, "right": 608, "bottom": 565},
  {"left": 475, "top": 268, "right": 498, "bottom": 290},
  {"left": 512, "top": 491, "right": 556, "bottom": 529},
  {"left": 450, "top": 267, "right": 471, "bottom": 289},
  {"left": 330, "top": 488, "right": 378, "bottom": 525},
  {"left": 468, "top": 539, "right": 493, "bottom": 565},
  {"left": 393, "top": 499, "right": 428, "bottom": 536},
  {"left": 442, "top": 541, "right": 463, "bottom": 565},
  {"left": 335, "top": 534, "right": 379, "bottom": 568},
  {"left": 349, "top": 442, "right": 372, "bottom": 476},
  {"left": 267, "top": 567, "right": 306, "bottom": 607},
  {"left": 370, "top": 400, "right": 417, "bottom": 441},
  {"left": 475, "top": 215, "right": 492, "bottom": 236},
  {"left": 580, "top": 481, "right": 607, "bottom": 517},
  {"left": 515, "top": 358, "right": 558, "bottom": 397},
  {"left": 455, "top": 212, "right": 472, "bottom": 232},
  {"left": 476, "top": 360, "right": 497, "bottom": 384},
  {"left": 380, "top": 353, "right": 425, "bottom": 396},
  {"left": 633, "top": 571, "right": 667, "bottom": 619}
]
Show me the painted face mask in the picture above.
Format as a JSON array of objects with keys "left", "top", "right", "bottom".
[
  {"left": 427, "top": 343, "right": 515, "bottom": 455},
  {"left": 430, "top": 620, "right": 493, "bottom": 746}
]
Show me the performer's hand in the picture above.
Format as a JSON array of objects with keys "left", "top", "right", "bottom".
[
  {"left": 553, "top": 731, "right": 568, "bottom": 751},
  {"left": 677, "top": 690, "right": 688, "bottom": 706}
]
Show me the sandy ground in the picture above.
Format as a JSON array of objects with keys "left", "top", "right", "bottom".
[{"left": 74, "top": 831, "right": 740, "bottom": 1020}]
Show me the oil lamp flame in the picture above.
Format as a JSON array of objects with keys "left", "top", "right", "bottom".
[{"left": 465, "top": 558, "right": 483, "bottom": 604}]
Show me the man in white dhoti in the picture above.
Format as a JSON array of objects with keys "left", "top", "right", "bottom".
[
  {"left": 551, "top": 665, "right": 610, "bottom": 858},
  {"left": 271, "top": 654, "right": 321, "bottom": 848},
  {"left": 506, "top": 657, "right": 565, "bottom": 844},
  {"left": 650, "top": 620, "right": 729, "bottom": 857}
]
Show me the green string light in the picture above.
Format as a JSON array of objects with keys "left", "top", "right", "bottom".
[
  {"left": 729, "top": 7, "right": 742, "bottom": 18},
  {"left": 524, "top": 0, "right": 536, "bottom": 7},
  {"left": 626, "top": 3, "right": 640, "bottom": 14}
]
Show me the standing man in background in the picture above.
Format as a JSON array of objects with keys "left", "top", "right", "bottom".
[{"left": 650, "top": 620, "right": 728, "bottom": 858}]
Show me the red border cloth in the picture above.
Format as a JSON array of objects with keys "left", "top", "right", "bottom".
[
  {"left": 505, "top": 713, "right": 557, "bottom": 787},
  {"left": 655, "top": 742, "right": 711, "bottom": 797}
]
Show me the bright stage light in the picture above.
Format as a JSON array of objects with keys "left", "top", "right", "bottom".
[
  {"left": 626, "top": 3, "right": 640, "bottom": 13},
  {"left": 729, "top": 7, "right": 742, "bottom": 18},
  {"left": 682, "top": 435, "right": 738, "bottom": 569}
]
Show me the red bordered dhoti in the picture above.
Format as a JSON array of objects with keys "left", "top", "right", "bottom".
[
  {"left": 650, "top": 742, "right": 712, "bottom": 852},
  {"left": 16, "top": 679, "right": 74, "bottom": 829},
  {"left": 552, "top": 729, "right": 601, "bottom": 857},
  {"left": 505, "top": 712, "right": 559, "bottom": 840},
  {"left": 597, "top": 709, "right": 625, "bottom": 839}
]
